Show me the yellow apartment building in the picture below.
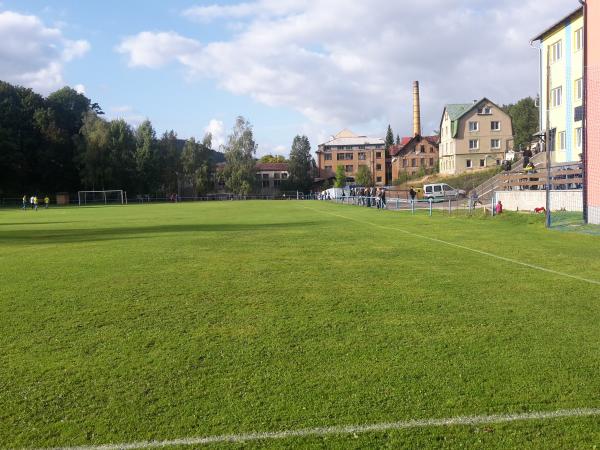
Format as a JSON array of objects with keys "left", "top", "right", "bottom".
[{"left": 533, "top": 7, "right": 584, "bottom": 163}]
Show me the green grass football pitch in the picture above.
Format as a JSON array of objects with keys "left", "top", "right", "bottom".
[{"left": 1, "top": 201, "right": 599, "bottom": 448}]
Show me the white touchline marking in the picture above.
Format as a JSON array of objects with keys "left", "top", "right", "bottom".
[
  {"left": 37, "top": 408, "right": 600, "bottom": 450},
  {"left": 307, "top": 205, "right": 600, "bottom": 286}
]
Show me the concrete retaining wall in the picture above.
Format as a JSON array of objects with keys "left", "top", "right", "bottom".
[{"left": 496, "top": 190, "right": 583, "bottom": 212}]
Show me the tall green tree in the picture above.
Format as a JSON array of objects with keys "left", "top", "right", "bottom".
[
  {"left": 106, "top": 119, "right": 136, "bottom": 191},
  {"left": 135, "top": 120, "right": 159, "bottom": 193},
  {"left": 259, "top": 154, "right": 287, "bottom": 163},
  {"left": 157, "top": 130, "right": 180, "bottom": 194},
  {"left": 223, "top": 117, "right": 257, "bottom": 195},
  {"left": 355, "top": 165, "right": 373, "bottom": 187},
  {"left": 181, "top": 137, "right": 212, "bottom": 196},
  {"left": 503, "top": 97, "right": 538, "bottom": 151},
  {"left": 286, "top": 135, "right": 312, "bottom": 191},
  {"left": 385, "top": 125, "right": 394, "bottom": 151},
  {"left": 334, "top": 165, "right": 346, "bottom": 188},
  {"left": 79, "top": 111, "right": 110, "bottom": 189}
]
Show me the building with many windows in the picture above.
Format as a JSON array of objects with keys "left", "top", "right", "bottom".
[
  {"left": 390, "top": 135, "right": 439, "bottom": 179},
  {"left": 438, "top": 99, "right": 513, "bottom": 175},
  {"left": 316, "top": 130, "right": 386, "bottom": 185},
  {"left": 585, "top": 0, "right": 600, "bottom": 224},
  {"left": 532, "top": 7, "right": 584, "bottom": 163},
  {"left": 255, "top": 163, "right": 289, "bottom": 191}
]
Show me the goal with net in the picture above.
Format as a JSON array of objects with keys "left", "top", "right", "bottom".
[{"left": 78, "top": 190, "right": 127, "bottom": 206}]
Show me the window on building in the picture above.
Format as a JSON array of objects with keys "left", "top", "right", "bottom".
[
  {"left": 491, "top": 139, "right": 501, "bottom": 149},
  {"left": 466, "top": 159, "right": 472, "bottom": 168},
  {"left": 411, "top": 159, "right": 417, "bottom": 167},
  {"left": 551, "top": 40, "right": 562, "bottom": 62},
  {"left": 575, "top": 78, "right": 583, "bottom": 101},
  {"left": 477, "top": 106, "right": 492, "bottom": 115},
  {"left": 346, "top": 153, "right": 353, "bottom": 160},
  {"left": 491, "top": 121, "right": 501, "bottom": 131},
  {"left": 262, "top": 174, "right": 269, "bottom": 179},
  {"left": 420, "top": 158, "right": 425, "bottom": 167},
  {"left": 282, "top": 173, "right": 288, "bottom": 179},
  {"left": 273, "top": 180, "right": 282, "bottom": 187},
  {"left": 402, "top": 159, "right": 407, "bottom": 168},
  {"left": 376, "top": 176, "right": 382, "bottom": 183},
  {"left": 551, "top": 86, "right": 562, "bottom": 107},
  {"left": 468, "top": 121, "right": 479, "bottom": 132},
  {"left": 376, "top": 152, "right": 382, "bottom": 158},
  {"left": 480, "top": 159, "right": 485, "bottom": 167},
  {"left": 420, "top": 145, "right": 425, "bottom": 153},
  {"left": 496, "top": 159, "right": 501, "bottom": 166},
  {"left": 575, "top": 28, "right": 583, "bottom": 51},
  {"left": 262, "top": 180, "right": 270, "bottom": 188},
  {"left": 429, "top": 158, "right": 434, "bottom": 166},
  {"left": 324, "top": 165, "right": 332, "bottom": 171},
  {"left": 358, "top": 152, "right": 366, "bottom": 160},
  {"left": 469, "top": 139, "right": 479, "bottom": 150},
  {"left": 376, "top": 164, "right": 382, "bottom": 170},
  {"left": 430, "top": 147, "right": 435, "bottom": 153},
  {"left": 324, "top": 153, "right": 332, "bottom": 161},
  {"left": 345, "top": 165, "right": 354, "bottom": 173},
  {"left": 558, "top": 131, "right": 566, "bottom": 150},
  {"left": 576, "top": 127, "right": 583, "bottom": 149},
  {"left": 274, "top": 173, "right": 280, "bottom": 179}
]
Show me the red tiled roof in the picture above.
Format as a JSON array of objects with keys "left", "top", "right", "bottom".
[{"left": 256, "top": 163, "right": 289, "bottom": 171}]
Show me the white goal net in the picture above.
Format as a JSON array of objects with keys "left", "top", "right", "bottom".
[{"left": 78, "top": 190, "right": 127, "bottom": 206}]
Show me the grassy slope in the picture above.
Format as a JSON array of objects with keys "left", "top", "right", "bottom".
[
  {"left": 1, "top": 202, "right": 599, "bottom": 448},
  {"left": 395, "top": 167, "right": 502, "bottom": 191}
]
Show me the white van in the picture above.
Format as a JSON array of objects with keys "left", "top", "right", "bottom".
[{"left": 423, "top": 183, "right": 465, "bottom": 200}]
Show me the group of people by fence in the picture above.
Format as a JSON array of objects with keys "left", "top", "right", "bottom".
[
  {"left": 347, "top": 187, "right": 387, "bottom": 209},
  {"left": 22, "top": 195, "right": 49, "bottom": 211}
]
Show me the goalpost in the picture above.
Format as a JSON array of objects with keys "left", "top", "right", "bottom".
[{"left": 78, "top": 190, "right": 127, "bottom": 206}]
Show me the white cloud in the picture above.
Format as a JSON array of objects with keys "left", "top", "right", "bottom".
[
  {"left": 183, "top": 0, "right": 302, "bottom": 23},
  {"left": 118, "top": 0, "right": 576, "bottom": 139},
  {"left": 204, "top": 119, "right": 225, "bottom": 150},
  {"left": 111, "top": 105, "right": 134, "bottom": 113},
  {"left": 108, "top": 105, "right": 146, "bottom": 127},
  {"left": 73, "top": 83, "right": 86, "bottom": 94},
  {"left": 116, "top": 31, "right": 201, "bottom": 68},
  {"left": 0, "top": 11, "right": 90, "bottom": 93}
]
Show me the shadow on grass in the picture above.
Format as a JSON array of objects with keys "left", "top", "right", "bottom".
[
  {"left": 0, "top": 221, "right": 78, "bottom": 227},
  {"left": 0, "top": 221, "right": 322, "bottom": 245}
]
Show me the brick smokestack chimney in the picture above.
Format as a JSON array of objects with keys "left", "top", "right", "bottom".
[{"left": 413, "top": 81, "right": 421, "bottom": 137}]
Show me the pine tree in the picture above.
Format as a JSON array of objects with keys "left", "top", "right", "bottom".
[{"left": 385, "top": 125, "right": 394, "bottom": 151}]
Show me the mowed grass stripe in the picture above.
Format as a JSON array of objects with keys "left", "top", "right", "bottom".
[
  {"left": 304, "top": 203, "right": 600, "bottom": 285},
  {"left": 1, "top": 202, "right": 599, "bottom": 448},
  {"left": 36, "top": 408, "right": 600, "bottom": 449}
]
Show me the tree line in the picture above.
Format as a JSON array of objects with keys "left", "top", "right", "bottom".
[{"left": 0, "top": 81, "right": 315, "bottom": 197}]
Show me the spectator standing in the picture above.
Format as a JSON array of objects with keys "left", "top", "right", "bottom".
[
  {"left": 409, "top": 187, "right": 417, "bottom": 203},
  {"left": 495, "top": 200, "right": 503, "bottom": 215}
]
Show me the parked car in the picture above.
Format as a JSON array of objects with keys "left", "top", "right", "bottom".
[{"left": 423, "top": 183, "right": 466, "bottom": 199}]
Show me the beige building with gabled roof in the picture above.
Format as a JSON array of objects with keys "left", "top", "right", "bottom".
[{"left": 439, "top": 98, "right": 514, "bottom": 175}]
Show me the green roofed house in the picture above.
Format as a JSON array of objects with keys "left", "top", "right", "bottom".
[{"left": 439, "top": 99, "right": 514, "bottom": 175}]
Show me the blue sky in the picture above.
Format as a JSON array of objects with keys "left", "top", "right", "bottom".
[{"left": 0, "top": 0, "right": 579, "bottom": 155}]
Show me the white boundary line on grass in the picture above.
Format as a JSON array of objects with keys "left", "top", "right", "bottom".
[
  {"left": 39, "top": 408, "right": 600, "bottom": 449},
  {"left": 307, "top": 206, "right": 600, "bottom": 286}
]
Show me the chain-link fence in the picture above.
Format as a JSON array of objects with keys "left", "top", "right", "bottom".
[{"left": 329, "top": 195, "right": 487, "bottom": 216}]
